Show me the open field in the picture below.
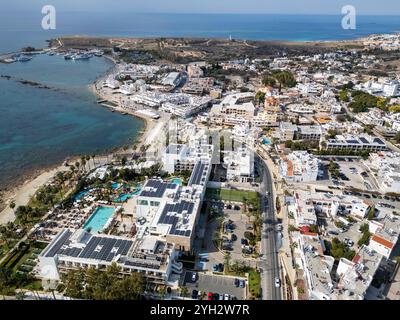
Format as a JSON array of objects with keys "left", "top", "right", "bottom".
[
  {"left": 205, "top": 188, "right": 259, "bottom": 203},
  {"left": 50, "top": 36, "right": 364, "bottom": 64}
]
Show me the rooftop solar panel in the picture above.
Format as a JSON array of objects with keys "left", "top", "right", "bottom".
[
  {"left": 374, "top": 138, "right": 385, "bottom": 145},
  {"left": 45, "top": 230, "right": 72, "bottom": 257}
]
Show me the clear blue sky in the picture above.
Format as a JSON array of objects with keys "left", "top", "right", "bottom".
[{"left": 4, "top": 0, "right": 400, "bottom": 15}]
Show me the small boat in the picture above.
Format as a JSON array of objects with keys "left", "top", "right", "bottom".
[
  {"left": 64, "top": 54, "right": 73, "bottom": 60},
  {"left": 17, "top": 55, "right": 32, "bottom": 62},
  {"left": 93, "top": 50, "right": 104, "bottom": 57},
  {"left": 72, "top": 53, "right": 93, "bottom": 60}
]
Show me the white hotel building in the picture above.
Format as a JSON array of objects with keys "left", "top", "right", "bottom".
[
  {"left": 292, "top": 190, "right": 371, "bottom": 227},
  {"left": 279, "top": 151, "right": 321, "bottom": 183},
  {"left": 364, "top": 151, "right": 400, "bottom": 193},
  {"left": 325, "top": 134, "right": 387, "bottom": 152},
  {"left": 38, "top": 229, "right": 182, "bottom": 285}
]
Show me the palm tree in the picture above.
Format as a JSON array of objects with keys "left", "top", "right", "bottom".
[
  {"left": 9, "top": 200, "right": 16, "bottom": 213},
  {"left": 75, "top": 161, "right": 80, "bottom": 172},
  {"left": 15, "top": 291, "right": 26, "bottom": 300},
  {"left": 81, "top": 156, "right": 87, "bottom": 172},
  {"left": 180, "top": 286, "right": 188, "bottom": 297},
  {"left": 86, "top": 156, "right": 91, "bottom": 171},
  {"left": 0, "top": 225, "right": 10, "bottom": 246},
  {"left": 91, "top": 154, "right": 96, "bottom": 168},
  {"left": 223, "top": 252, "right": 231, "bottom": 272}
]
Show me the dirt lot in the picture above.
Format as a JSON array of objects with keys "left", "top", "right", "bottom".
[{"left": 53, "top": 36, "right": 362, "bottom": 64}]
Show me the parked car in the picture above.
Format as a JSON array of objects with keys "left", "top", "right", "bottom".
[
  {"left": 234, "top": 278, "right": 240, "bottom": 287},
  {"left": 231, "top": 234, "right": 237, "bottom": 241},
  {"left": 207, "top": 292, "right": 213, "bottom": 300},
  {"left": 224, "top": 294, "right": 230, "bottom": 300},
  {"left": 241, "top": 238, "right": 248, "bottom": 245},
  {"left": 192, "top": 290, "right": 199, "bottom": 299},
  {"left": 347, "top": 240, "right": 354, "bottom": 247},
  {"left": 191, "top": 272, "right": 197, "bottom": 282},
  {"left": 213, "top": 293, "right": 220, "bottom": 300},
  {"left": 239, "top": 280, "right": 246, "bottom": 288},
  {"left": 275, "top": 277, "right": 281, "bottom": 288}
]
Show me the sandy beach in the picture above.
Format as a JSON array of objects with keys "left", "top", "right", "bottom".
[{"left": 0, "top": 164, "right": 69, "bottom": 225}]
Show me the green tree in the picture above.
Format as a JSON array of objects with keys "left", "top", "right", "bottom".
[
  {"left": 121, "top": 156, "right": 128, "bottom": 166},
  {"left": 223, "top": 252, "right": 231, "bottom": 271},
  {"left": 349, "top": 91, "right": 379, "bottom": 113},
  {"left": 180, "top": 286, "right": 189, "bottom": 297},
  {"left": 255, "top": 91, "right": 266, "bottom": 105},
  {"left": 339, "top": 89, "right": 349, "bottom": 102},
  {"left": 262, "top": 76, "right": 276, "bottom": 87},
  {"left": 272, "top": 70, "right": 297, "bottom": 92},
  {"left": 358, "top": 231, "right": 371, "bottom": 247},
  {"left": 309, "top": 225, "right": 319, "bottom": 234},
  {"left": 394, "top": 132, "right": 400, "bottom": 144},
  {"left": 9, "top": 201, "right": 16, "bottom": 212},
  {"left": 367, "top": 206, "right": 375, "bottom": 220},
  {"left": 64, "top": 264, "right": 144, "bottom": 300}
]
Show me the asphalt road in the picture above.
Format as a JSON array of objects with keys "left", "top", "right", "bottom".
[{"left": 257, "top": 155, "right": 282, "bottom": 300}]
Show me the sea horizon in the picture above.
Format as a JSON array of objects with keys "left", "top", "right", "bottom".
[{"left": 1, "top": 13, "right": 400, "bottom": 53}]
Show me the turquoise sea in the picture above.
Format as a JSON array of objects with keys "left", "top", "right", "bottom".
[{"left": 0, "top": 55, "right": 144, "bottom": 189}]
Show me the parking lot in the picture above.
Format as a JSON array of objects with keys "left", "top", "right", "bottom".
[
  {"left": 318, "top": 214, "right": 364, "bottom": 250},
  {"left": 202, "top": 199, "right": 257, "bottom": 267},
  {"left": 337, "top": 160, "right": 378, "bottom": 191},
  {"left": 222, "top": 207, "right": 253, "bottom": 261},
  {"left": 183, "top": 271, "right": 247, "bottom": 300}
]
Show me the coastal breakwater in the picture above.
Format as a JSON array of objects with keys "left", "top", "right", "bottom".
[{"left": 1, "top": 74, "right": 58, "bottom": 91}]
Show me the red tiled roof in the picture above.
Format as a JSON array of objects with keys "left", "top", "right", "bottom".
[
  {"left": 300, "top": 226, "right": 310, "bottom": 233},
  {"left": 287, "top": 160, "right": 294, "bottom": 177},
  {"left": 371, "top": 235, "right": 394, "bottom": 249},
  {"left": 352, "top": 254, "right": 361, "bottom": 264},
  {"left": 301, "top": 231, "right": 318, "bottom": 236}
]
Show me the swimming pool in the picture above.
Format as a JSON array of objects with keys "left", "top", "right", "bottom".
[
  {"left": 114, "top": 194, "right": 132, "bottom": 202},
  {"left": 263, "top": 138, "right": 271, "bottom": 145},
  {"left": 114, "top": 185, "right": 142, "bottom": 202},
  {"left": 111, "top": 182, "right": 120, "bottom": 190},
  {"left": 83, "top": 206, "right": 115, "bottom": 233},
  {"left": 73, "top": 190, "right": 89, "bottom": 201},
  {"left": 131, "top": 185, "right": 142, "bottom": 195},
  {"left": 171, "top": 178, "right": 183, "bottom": 186}
]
